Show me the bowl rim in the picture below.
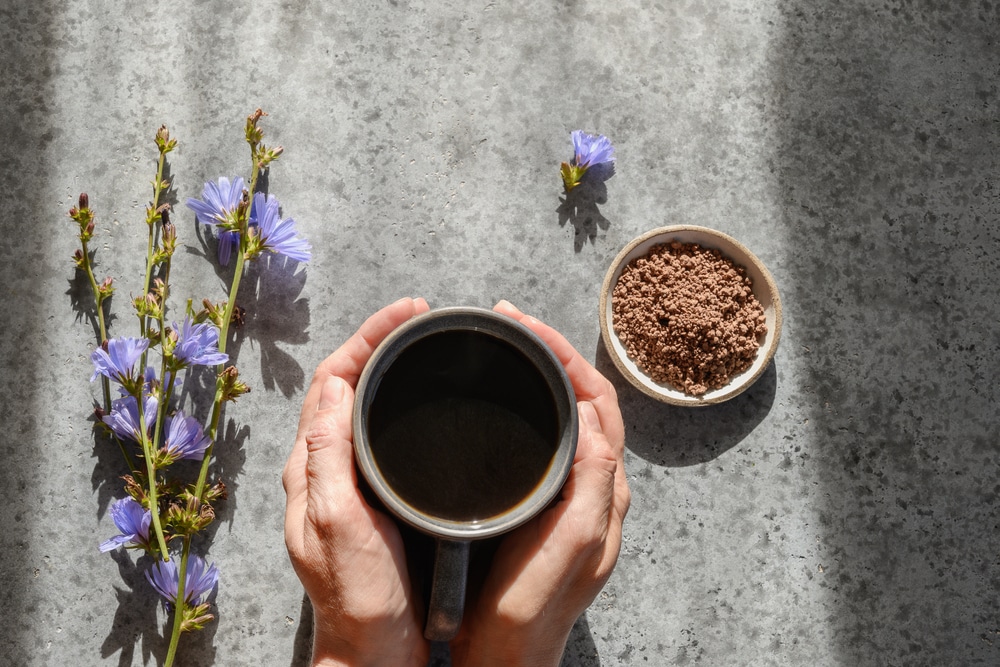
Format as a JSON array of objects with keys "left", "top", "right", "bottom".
[{"left": 599, "top": 225, "right": 783, "bottom": 406}]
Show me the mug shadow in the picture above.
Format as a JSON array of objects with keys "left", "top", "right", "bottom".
[{"left": 594, "top": 340, "right": 778, "bottom": 467}]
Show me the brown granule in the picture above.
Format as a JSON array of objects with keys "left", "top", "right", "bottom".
[{"left": 611, "top": 241, "right": 767, "bottom": 397}]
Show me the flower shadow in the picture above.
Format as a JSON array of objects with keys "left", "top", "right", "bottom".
[
  {"left": 190, "top": 213, "right": 311, "bottom": 399},
  {"left": 90, "top": 417, "right": 131, "bottom": 520},
  {"left": 66, "top": 268, "right": 118, "bottom": 343},
  {"left": 99, "top": 552, "right": 166, "bottom": 667},
  {"left": 556, "top": 164, "right": 615, "bottom": 253},
  {"left": 231, "top": 253, "right": 311, "bottom": 398}
]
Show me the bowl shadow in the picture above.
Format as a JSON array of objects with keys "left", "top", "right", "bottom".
[{"left": 595, "top": 340, "right": 777, "bottom": 467}]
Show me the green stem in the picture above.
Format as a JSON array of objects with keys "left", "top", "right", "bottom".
[
  {"left": 78, "top": 236, "right": 138, "bottom": 475},
  {"left": 165, "top": 136, "right": 265, "bottom": 665},
  {"left": 136, "top": 394, "right": 171, "bottom": 560},
  {"left": 80, "top": 237, "right": 113, "bottom": 411},
  {"left": 163, "top": 542, "right": 191, "bottom": 667},
  {"left": 139, "top": 148, "right": 170, "bottom": 343},
  {"left": 193, "top": 247, "right": 246, "bottom": 500},
  {"left": 151, "top": 258, "right": 174, "bottom": 455},
  {"left": 191, "top": 157, "right": 259, "bottom": 501}
]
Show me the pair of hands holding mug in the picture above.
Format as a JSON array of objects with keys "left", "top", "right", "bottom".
[{"left": 282, "top": 298, "right": 631, "bottom": 666}]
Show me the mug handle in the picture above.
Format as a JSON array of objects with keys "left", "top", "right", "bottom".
[{"left": 424, "top": 538, "right": 471, "bottom": 641}]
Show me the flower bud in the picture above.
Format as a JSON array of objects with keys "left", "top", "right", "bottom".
[
  {"left": 121, "top": 475, "right": 146, "bottom": 504},
  {"left": 218, "top": 365, "right": 250, "bottom": 403},
  {"left": 98, "top": 276, "right": 114, "bottom": 298},
  {"left": 79, "top": 193, "right": 89, "bottom": 210},
  {"left": 154, "top": 125, "right": 177, "bottom": 153}
]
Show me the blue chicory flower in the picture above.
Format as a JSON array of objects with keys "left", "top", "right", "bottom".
[
  {"left": 571, "top": 130, "right": 615, "bottom": 168},
  {"left": 146, "top": 555, "right": 220, "bottom": 609},
  {"left": 163, "top": 411, "right": 212, "bottom": 461},
  {"left": 103, "top": 394, "right": 159, "bottom": 443},
  {"left": 561, "top": 130, "right": 615, "bottom": 191},
  {"left": 99, "top": 497, "right": 152, "bottom": 553},
  {"left": 186, "top": 176, "right": 246, "bottom": 266},
  {"left": 173, "top": 317, "right": 228, "bottom": 368},
  {"left": 91, "top": 337, "right": 150, "bottom": 387},
  {"left": 249, "top": 192, "right": 311, "bottom": 262}
]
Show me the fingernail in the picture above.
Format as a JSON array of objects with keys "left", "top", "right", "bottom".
[
  {"left": 318, "top": 376, "right": 345, "bottom": 411},
  {"left": 495, "top": 299, "right": 522, "bottom": 314},
  {"left": 579, "top": 401, "right": 602, "bottom": 433}
]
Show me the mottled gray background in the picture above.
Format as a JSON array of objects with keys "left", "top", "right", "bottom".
[{"left": 1, "top": 0, "right": 998, "bottom": 665}]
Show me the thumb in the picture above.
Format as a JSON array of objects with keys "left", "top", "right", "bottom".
[
  {"left": 304, "top": 375, "right": 357, "bottom": 519},
  {"left": 564, "top": 401, "right": 618, "bottom": 535}
]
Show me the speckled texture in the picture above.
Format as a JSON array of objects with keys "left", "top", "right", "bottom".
[{"left": 1, "top": 0, "right": 997, "bottom": 665}]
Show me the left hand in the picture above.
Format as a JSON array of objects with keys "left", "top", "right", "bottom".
[{"left": 282, "top": 297, "right": 431, "bottom": 667}]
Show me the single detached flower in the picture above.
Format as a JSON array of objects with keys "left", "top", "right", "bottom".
[
  {"left": 186, "top": 176, "right": 246, "bottom": 266},
  {"left": 172, "top": 317, "right": 228, "bottom": 368},
  {"left": 248, "top": 192, "right": 311, "bottom": 262},
  {"left": 103, "top": 394, "right": 159, "bottom": 443},
  {"left": 99, "top": 497, "right": 152, "bottom": 553},
  {"left": 91, "top": 337, "right": 150, "bottom": 387},
  {"left": 146, "top": 555, "right": 220, "bottom": 609},
  {"left": 560, "top": 130, "right": 615, "bottom": 191},
  {"left": 162, "top": 411, "right": 211, "bottom": 462}
]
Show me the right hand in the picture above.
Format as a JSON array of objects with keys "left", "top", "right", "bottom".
[{"left": 449, "top": 300, "right": 631, "bottom": 667}]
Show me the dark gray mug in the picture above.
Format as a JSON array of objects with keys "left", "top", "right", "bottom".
[{"left": 353, "top": 307, "right": 578, "bottom": 641}]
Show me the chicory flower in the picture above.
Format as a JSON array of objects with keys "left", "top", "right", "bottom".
[
  {"left": 186, "top": 177, "right": 246, "bottom": 266},
  {"left": 146, "top": 555, "right": 220, "bottom": 609},
  {"left": 103, "top": 394, "right": 159, "bottom": 443},
  {"left": 172, "top": 317, "right": 228, "bottom": 368},
  {"left": 91, "top": 337, "right": 150, "bottom": 388},
  {"left": 560, "top": 130, "right": 615, "bottom": 191},
  {"left": 99, "top": 497, "right": 152, "bottom": 553},
  {"left": 248, "top": 192, "right": 311, "bottom": 262},
  {"left": 162, "top": 411, "right": 211, "bottom": 462}
]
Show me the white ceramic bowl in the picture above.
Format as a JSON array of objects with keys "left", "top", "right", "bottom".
[{"left": 599, "top": 225, "right": 782, "bottom": 406}]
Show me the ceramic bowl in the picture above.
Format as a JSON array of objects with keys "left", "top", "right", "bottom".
[{"left": 599, "top": 225, "right": 782, "bottom": 406}]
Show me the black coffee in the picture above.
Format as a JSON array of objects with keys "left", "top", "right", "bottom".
[{"left": 367, "top": 330, "right": 559, "bottom": 522}]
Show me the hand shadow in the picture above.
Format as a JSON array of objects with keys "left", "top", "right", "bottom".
[{"left": 557, "top": 163, "right": 615, "bottom": 253}]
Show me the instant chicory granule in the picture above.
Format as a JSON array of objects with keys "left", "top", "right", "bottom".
[{"left": 611, "top": 241, "right": 767, "bottom": 396}]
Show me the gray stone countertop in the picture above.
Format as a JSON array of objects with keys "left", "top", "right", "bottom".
[{"left": 1, "top": 0, "right": 997, "bottom": 665}]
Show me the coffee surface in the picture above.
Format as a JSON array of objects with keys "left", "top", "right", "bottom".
[
  {"left": 373, "top": 396, "right": 555, "bottom": 521},
  {"left": 367, "top": 330, "right": 559, "bottom": 522}
]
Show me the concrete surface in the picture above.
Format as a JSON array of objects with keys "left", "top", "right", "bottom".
[{"left": 1, "top": 0, "right": 998, "bottom": 665}]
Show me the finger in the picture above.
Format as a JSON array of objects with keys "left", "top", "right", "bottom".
[
  {"left": 284, "top": 375, "right": 355, "bottom": 553},
  {"left": 574, "top": 401, "right": 628, "bottom": 578},
  {"left": 296, "top": 297, "right": 430, "bottom": 438},
  {"left": 556, "top": 402, "right": 618, "bottom": 558},
  {"left": 285, "top": 297, "right": 429, "bottom": 500},
  {"left": 493, "top": 300, "right": 624, "bottom": 452},
  {"left": 305, "top": 376, "right": 358, "bottom": 512},
  {"left": 577, "top": 400, "right": 631, "bottom": 532}
]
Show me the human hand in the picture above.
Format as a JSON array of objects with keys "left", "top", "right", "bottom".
[
  {"left": 449, "top": 300, "right": 631, "bottom": 667},
  {"left": 282, "top": 297, "right": 431, "bottom": 667}
]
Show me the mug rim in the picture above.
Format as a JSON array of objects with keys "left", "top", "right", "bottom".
[{"left": 352, "top": 306, "right": 579, "bottom": 540}]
